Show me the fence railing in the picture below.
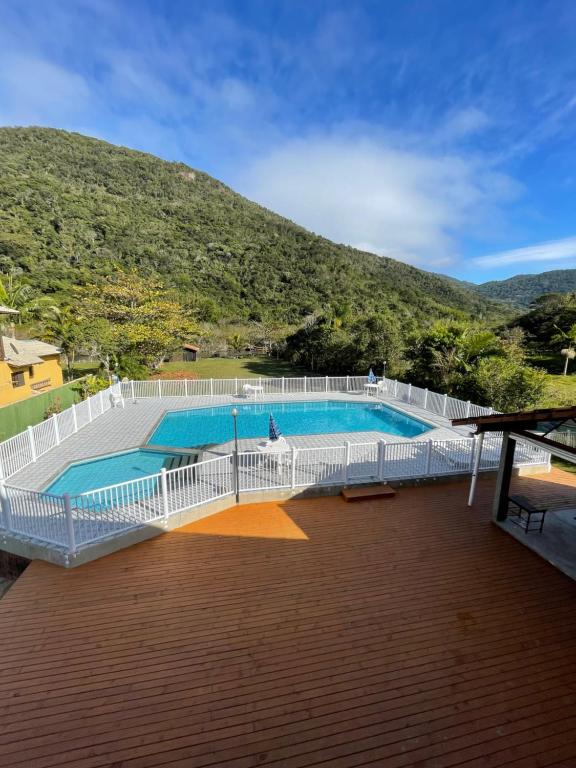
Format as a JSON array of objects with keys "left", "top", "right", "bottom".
[
  {"left": 0, "top": 383, "right": 121, "bottom": 480},
  {"left": 0, "top": 434, "right": 549, "bottom": 557}
]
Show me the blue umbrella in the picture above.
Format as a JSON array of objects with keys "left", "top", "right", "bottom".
[
  {"left": 367, "top": 368, "right": 377, "bottom": 383},
  {"left": 269, "top": 413, "right": 282, "bottom": 441}
]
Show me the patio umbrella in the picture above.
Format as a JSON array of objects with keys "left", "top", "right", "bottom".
[
  {"left": 269, "top": 413, "right": 282, "bottom": 441},
  {"left": 367, "top": 368, "right": 377, "bottom": 383}
]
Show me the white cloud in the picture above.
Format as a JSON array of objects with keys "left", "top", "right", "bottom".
[
  {"left": 239, "top": 134, "right": 519, "bottom": 267},
  {"left": 474, "top": 236, "right": 576, "bottom": 267}
]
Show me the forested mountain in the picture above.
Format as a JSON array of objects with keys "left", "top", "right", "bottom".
[
  {"left": 475, "top": 269, "right": 576, "bottom": 307},
  {"left": 0, "top": 127, "right": 503, "bottom": 323}
]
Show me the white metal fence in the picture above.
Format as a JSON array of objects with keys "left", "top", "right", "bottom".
[
  {"left": 0, "top": 374, "right": 549, "bottom": 559},
  {"left": 0, "top": 434, "right": 548, "bottom": 557},
  {"left": 0, "top": 383, "right": 122, "bottom": 480}
]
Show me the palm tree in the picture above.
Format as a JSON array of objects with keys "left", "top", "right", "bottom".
[
  {"left": 561, "top": 347, "right": 576, "bottom": 376},
  {"left": 553, "top": 323, "right": 576, "bottom": 375}
]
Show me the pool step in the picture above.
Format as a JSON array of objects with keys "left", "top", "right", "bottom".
[{"left": 341, "top": 485, "right": 397, "bottom": 503}]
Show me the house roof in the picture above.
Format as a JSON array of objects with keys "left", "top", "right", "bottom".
[
  {"left": 182, "top": 343, "right": 199, "bottom": 351},
  {"left": 0, "top": 336, "right": 61, "bottom": 368},
  {"left": 2, "top": 472, "right": 576, "bottom": 767}
]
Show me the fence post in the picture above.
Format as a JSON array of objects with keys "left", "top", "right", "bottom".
[
  {"left": 378, "top": 440, "right": 387, "bottom": 480},
  {"left": 87, "top": 396, "right": 92, "bottom": 422},
  {"left": 304, "top": 376, "right": 307, "bottom": 394},
  {"left": 407, "top": 383, "right": 412, "bottom": 403},
  {"left": 0, "top": 454, "right": 4, "bottom": 482},
  {"left": 185, "top": 378, "right": 189, "bottom": 397},
  {"left": 291, "top": 446, "right": 297, "bottom": 489},
  {"left": 210, "top": 378, "right": 214, "bottom": 397},
  {"left": 64, "top": 493, "right": 76, "bottom": 556},
  {"left": 425, "top": 439, "right": 433, "bottom": 476},
  {"left": 423, "top": 389, "right": 429, "bottom": 410},
  {"left": 442, "top": 393, "right": 448, "bottom": 417},
  {"left": 0, "top": 480, "right": 11, "bottom": 531},
  {"left": 465, "top": 401, "right": 471, "bottom": 418},
  {"left": 27, "top": 426, "right": 37, "bottom": 462},
  {"left": 394, "top": 380, "right": 399, "bottom": 398},
  {"left": 469, "top": 436, "right": 476, "bottom": 472},
  {"left": 346, "top": 375, "right": 350, "bottom": 392},
  {"left": 160, "top": 468, "right": 169, "bottom": 525},
  {"left": 343, "top": 441, "right": 351, "bottom": 484},
  {"left": 282, "top": 377, "right": 285, "bottom": 395},
  {"left": 99, "top": 389, "right": 104, "bottom": 414},
  {"left": 234, "top": 378, "right": 238, "bottom": 396},
  {"left": 325, "top": 376, "right": 329, "bottom": 392},
  {"left": 71, "top": 402, "right": 78, "bottom": 433},
  {"left": 52, "top": 414, "right": 60, "bottom": 446},
  {"left": 157, "top": 379, "right": 162, "bottom": 398},
  {"left": 130, "top": 380, "right": 136, "bottom": 401}
]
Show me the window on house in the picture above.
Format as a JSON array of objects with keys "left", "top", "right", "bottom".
[
  {"left": 29, "top": 366, "right": 34, "bottom": 378},
  {"left": 11, "top": 371, "right": 25, "bottom": 388}
]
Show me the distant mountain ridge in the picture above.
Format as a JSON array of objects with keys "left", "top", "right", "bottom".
[
  {"left": 0, "top": 126, "right": 505, "bottom": 324},
  {"left": 474, "top": 269, "right": 576, "bottom": 307}
]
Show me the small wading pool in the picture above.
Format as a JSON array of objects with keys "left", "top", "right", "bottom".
[
  {"left": 148, "top": 399, "right": 431, "bottom": 449},
  {"left": 45, "top": 449, "right": 182, "bottom": 497}
]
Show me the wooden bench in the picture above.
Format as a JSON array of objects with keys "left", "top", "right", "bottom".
[{"left": 508, "top": 494, "right": 548, "bottom": 533}]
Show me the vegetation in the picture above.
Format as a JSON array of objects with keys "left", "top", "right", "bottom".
[
  {"left": 157, "top": 357, "right": 310, "bottom": 379},
  {"left": 0, "top": 127, "right": 505, "bottom": 327},
  {"left": 474, "top": 269, "right": 576, "bottom": 307}
]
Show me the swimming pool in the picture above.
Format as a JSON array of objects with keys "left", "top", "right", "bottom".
[
  {"left": 148, "top": 400, "right": 431, "bottom": 449},
  {"left": 45, "top": 449, "right": 181, "bottom": 496}
]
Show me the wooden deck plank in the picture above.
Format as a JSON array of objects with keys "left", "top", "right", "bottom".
[{"left": 1, "top": 469, "right": 576, "bottom": 767}]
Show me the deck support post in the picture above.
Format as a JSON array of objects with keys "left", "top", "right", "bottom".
[
  {"left": 467, "top": 432, "right": 485, "bottom": 507},
  {"left": 493, "top": 432, "right": 516, "bottom": 521},
  {"left": 64, "top": 493, "right": 76, "bottom": 556},
  {"left": 27, "top": 426, "right": 37, "bottom": 462}
]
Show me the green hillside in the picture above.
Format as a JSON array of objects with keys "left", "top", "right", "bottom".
[
  {"left": 475, "top": 269, "right": 576, "bottom": 307},
  {"left": 0, "top": 126, "right": 503, "bottom": 323}
]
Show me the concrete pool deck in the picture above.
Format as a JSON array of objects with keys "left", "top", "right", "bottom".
[{"left": 9, "top": 392, "right": 470, "bottom": 492}]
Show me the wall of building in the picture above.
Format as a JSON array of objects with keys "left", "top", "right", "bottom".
[{"left": 0, "top": 354, "right": 64, "bottom": 407}]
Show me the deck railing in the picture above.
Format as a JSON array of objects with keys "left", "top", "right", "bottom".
[
  {"left": 0, "top": 434, "right": 548, "bottom": 558},
  {"left": 0, "top": 374, "right": 550, "bottom": 560}
]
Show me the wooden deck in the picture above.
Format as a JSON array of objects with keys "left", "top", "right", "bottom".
[{"left": 1, "top": 469, "right": 576, "bottom": 767}]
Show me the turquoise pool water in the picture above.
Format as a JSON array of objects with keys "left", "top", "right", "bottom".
[
  {"left": 148, "top": 400, "right": 431, "bottom": 449},
  {"left": 45, "top": 449, "right": 180, "bottom": 496}
]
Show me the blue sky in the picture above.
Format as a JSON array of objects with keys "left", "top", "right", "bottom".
[{"left": 1, "top": 0, "right": 576, "bottom": 283}]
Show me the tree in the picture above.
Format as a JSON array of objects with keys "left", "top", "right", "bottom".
[
  {"left": 78, "top": 271, "right": 198, "bottom": 370},
  {"left": 553, "top": 323, "right": 576, "bottom": 375},
  {"left": 470, "top": 358, "right": 547, "bottom": 412},
  {"left": 41, "top": 306, "right": 88, "bottom": 380}
]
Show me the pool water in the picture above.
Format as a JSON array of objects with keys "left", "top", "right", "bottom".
[
  {"left": 45, "top": 449, "right": 180, "bottom": 496},
  {"left": 148, "top": 400, "right": 431, "bottom": 449}
]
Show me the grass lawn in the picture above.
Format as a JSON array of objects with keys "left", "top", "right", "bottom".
[
  {"left": 538, "top": 373, "right": 576, "bottom": 407},
  {"left": 158, "top": 356, "right": 311, "bottom": 379}
]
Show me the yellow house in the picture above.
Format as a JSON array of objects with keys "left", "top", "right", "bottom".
[{"left": 0, "top": 334, "right": 64, "bottom": 406}]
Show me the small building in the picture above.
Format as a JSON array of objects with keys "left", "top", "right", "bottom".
[
  {"left": 0, "top": 335, "right": 63, "bottom": 406},
  {"left": 182, "top": 343, "right": 199, "bottom": 362}
]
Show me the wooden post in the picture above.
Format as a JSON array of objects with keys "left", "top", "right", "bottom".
[{"left": 492, "top": 433, "right": 516, "bottom": 521}]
